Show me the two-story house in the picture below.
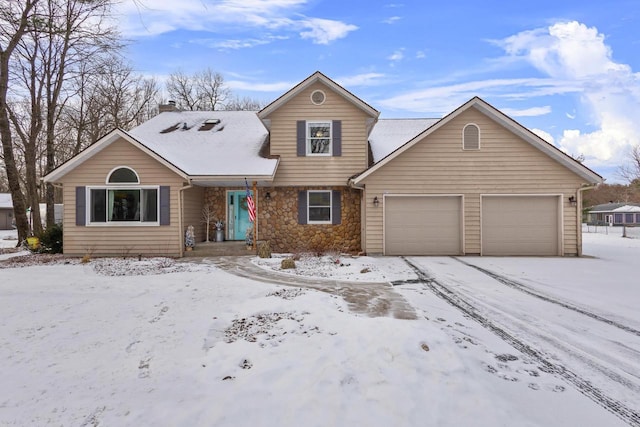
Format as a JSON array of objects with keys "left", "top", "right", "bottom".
[{"left": 44, "top": 71, "right": 602, "bottom": 257}]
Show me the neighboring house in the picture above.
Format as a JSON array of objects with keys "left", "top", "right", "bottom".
[
  {"left": 586, "top": 203, "right": 640, "bottom": 226},
  {"left": 44, "top": 71, "right": 603, "bottom": 257},
  {"left": 0, "top": 193, "right": 15, "bottom": 230}
]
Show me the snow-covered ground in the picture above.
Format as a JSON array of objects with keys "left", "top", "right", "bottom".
[
  {"left": 0, "top": 227, "right": 638, "bottom": 426},
  {"left": 0, "top": 229, "right": 18, "bottom": 249}
]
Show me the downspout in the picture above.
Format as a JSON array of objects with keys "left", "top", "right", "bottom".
[
  {"left": 178, "top": 181, "right": 193, "bottom": 258},
  {"left": 576, "top": 184, "right": 598, "bottom": 257}
]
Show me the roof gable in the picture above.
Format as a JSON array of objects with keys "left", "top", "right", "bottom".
[
  {"left": 43, "top": 129, "right": 188, "bottom": 183},
  {"left": 352, "top": 97, "right": 603, "bottom": 185},
  {"left": 258, "top": 71, "right": 379, "bottom": 120}
]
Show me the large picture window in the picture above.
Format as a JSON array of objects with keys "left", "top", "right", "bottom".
[
  {"left": 85, "top": 167, "right": 159, "bottom": 225},
  {"left": 89, "top": 188, "right": 158, "bottom": 224},
  {"left": 307, "top": 122, "right": 332, "bottom": 155},
  {"left": 308, "top": 190, "right": 332, "bottom": 223}
]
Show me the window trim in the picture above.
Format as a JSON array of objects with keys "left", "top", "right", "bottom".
[
  {"left": 462, "top": 123, "right": 481, "bottom": 150},
  {"left": 86, "top": 185, "right": 160, "bottom": 226},
  {"left": 106, "top": 166, "right": 140, "bottom": 184},
  {"left": 306, "top": 121, "right": 333, "bottom": 156},
  {"left": 310, "top": 90, "right": 326, "bottom": 105},
  {"left": 307, "top": 190, "right": 332, "bottom": 224}
]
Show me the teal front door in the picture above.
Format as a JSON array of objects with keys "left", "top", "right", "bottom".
[{"left": 227, "top": 190, "right": 253, "bottom": 241}]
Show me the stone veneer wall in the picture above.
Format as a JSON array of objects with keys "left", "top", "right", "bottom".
[{"left": 203, "top": 186, "right": 361, "bottom": 253}]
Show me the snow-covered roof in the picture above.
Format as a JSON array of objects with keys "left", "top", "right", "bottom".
[
  {"left": 369, "top": 119, "right": 439, "bottom": 163},
  {"left": 612, "top": 205, "right": 640, "bottom": 213},
  {"left": 589, "top": 202, "right": 640, "bottom": 213},
  {"left": 0, "top": 193, "right": 12, "bottom": 209},
  {"left": 129, "top": 111, "right": 278, "bottom": 178}
]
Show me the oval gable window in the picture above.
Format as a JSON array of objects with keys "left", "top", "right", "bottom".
[{"left": 310, "top": 90, "right": 326, "bottom": 105}]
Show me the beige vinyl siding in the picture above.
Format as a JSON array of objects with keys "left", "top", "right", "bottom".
[
  {"left": 59, "top": 138, "right": 186, "bottom": 257},
  {"left": 183, "top": 185, "right": 205, "bottom": 243},
  {"left": 268, "top": 82, "right": 370, "bottom": 186},
  {"left": 361, "top": 107, "right": 585, "bottom": 256}
]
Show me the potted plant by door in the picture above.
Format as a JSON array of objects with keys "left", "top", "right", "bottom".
[{"left": 215, "top": 220, "right": 225, "bottom": 242}]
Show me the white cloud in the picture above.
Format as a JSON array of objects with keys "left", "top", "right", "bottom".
[
  {"left": 298, "top": 18, "right": 358, "bottom": 44},
  {"left": 383, "top": 16, "right": 402, "bottom": 24},
  {"left": 336, "top": 73, "right": 387, "bottom": 87},
  {"left": 497, "top": 21, "right": 640, "bottom": 168},
  {"left": 416, "top": 51, "right": 426, "bottom": 59},
  {"left": 531, "top": 128, "right": 555, "bottom": 144},
  {"left": 226, "top": 79, "right": 296, "bottom": 92},
  {"left": 116, "top": 0, "right": 356, "bottom": 45},
  {"left": 501, "top": 106, "right": 552, "bottom": 117},
  {"left": 379, "top": 78, "right": 575, "bottom": 114},
  {"left": 388, "top": 49, "right": 404, "bottom": 62}
]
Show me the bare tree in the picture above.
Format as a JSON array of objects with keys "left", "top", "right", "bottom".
[
  {"left": 0, "top": 0, "right": 40, "bottom": 243},
  {"left": 7, "top": 0, "right": 123, "bottom": 228},
  {"left": 166, "top": 70, "right": 198, "bottom": 110},
  {"left": 224, "top": 95, "right": 266, "bottom": 111},
  {"left": 166, "top": 68, "right": 230, "bottom": 110},
  {"left": 95, "top": 58, "right": 159, "bottom": 130},
  {"left": 195, "top": 68, "right": 229, "bottom": 110},
  {"left": 617, "top": 145, "right": 640, "bottom": 185}
]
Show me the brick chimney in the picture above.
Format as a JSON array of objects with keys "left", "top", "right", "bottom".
[{"left": 158, "top": 100, "right": 177, "bottom": 113}]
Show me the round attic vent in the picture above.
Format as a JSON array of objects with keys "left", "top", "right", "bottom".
[{"left": 310, "top": 90, "right": 326, "bottom": 105}]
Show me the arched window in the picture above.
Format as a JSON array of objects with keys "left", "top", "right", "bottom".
[
  {"left": 107, "top": 167, "right": 139, "bottom": 184},
  {"left": 463, "top": 124, "right": 480, "bottom": 150}
]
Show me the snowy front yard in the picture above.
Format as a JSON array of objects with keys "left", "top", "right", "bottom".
[{"left": 0, "top": 227, "right": 638, "bottom": 426}]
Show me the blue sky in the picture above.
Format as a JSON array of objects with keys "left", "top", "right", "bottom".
[{"left": 115, "top": 0, "right": 640, "bottom": 182}]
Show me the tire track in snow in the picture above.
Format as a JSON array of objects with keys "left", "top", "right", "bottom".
[
  {"left": 401, "top": 257, "right": 640, "bottom": 427},
  {"left": 452, "top": 257, "right": 640, "bottom": 337}
]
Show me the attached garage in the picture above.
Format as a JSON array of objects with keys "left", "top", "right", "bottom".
[
  {"left": 481, "top": 195, "right": 561, "bottom": 256},
  {"left": 384, "top": 195, "right": 462, "bottom": 255}
]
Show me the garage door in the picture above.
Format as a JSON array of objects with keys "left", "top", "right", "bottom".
[
  {"left": 385, "top": 196, "right": 462, "bottom": 255},
  {"left": 482, "top": 196, "right": 560, "bottom": 256}
]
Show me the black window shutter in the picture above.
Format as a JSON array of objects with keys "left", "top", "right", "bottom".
[
  {"left": 75, "top": 186, "right": 86, "bottom": 226},
  {"left": 298, "top": 191, "right": 307, "bottom": 224},
  {"left": 160, "top": 186, "right": 170, "bottom": 225},
  {"left": 296, "top": 121, "right": 306, "bottom": 156},
  {"left": 332, "top": 120, "right": 342, "bottom": 156},
  {"left": 332, "top": 190, "right": 341, "bottom": 225}
]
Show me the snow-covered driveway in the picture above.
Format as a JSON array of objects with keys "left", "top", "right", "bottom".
[{"left": 402, "top": 232, "right": 640, "bottom": 426}]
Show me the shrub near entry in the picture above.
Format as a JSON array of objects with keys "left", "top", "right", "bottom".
[{"left": 37, "top": 224, "right": 63, "bottom": 254}]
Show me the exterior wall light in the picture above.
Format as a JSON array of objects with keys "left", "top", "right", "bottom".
[
  {"left": 265, "top": 192, "right": 271, "bottom": 201},
  {"left": 568, "top": 196, "right": 577, "bottom": 206},
  {"left": 373, "top": 196, "right": 380, "bottom": 208}
]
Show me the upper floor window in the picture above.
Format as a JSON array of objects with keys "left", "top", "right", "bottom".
[
  {"left": 463, "top": 123, "right": 480, "bottom": 150},
  {"left": 307, "top": 121, "right": 332, "bottom": 155}
]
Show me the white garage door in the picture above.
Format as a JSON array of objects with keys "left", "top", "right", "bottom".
[
  {"left": 482, "top": 195, "right": 560, "bottom": 256},
  {"left": 385, "top": 196, "right": 462, "bottom": 255}
]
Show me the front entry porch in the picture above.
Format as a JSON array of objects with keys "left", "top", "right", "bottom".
[{"left": 183, "top": 240, "right": 257, "bottom": 257}]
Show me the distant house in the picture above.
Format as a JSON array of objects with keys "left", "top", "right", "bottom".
[
  {"left": 587, "top": 202, "right": 640, "bottom": 226},
  {"left": 0, "top": 193, "right": 15, "bottom": 229},
  {"left": 43, "top": 71, "right": 603, "bottom": 257}
]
